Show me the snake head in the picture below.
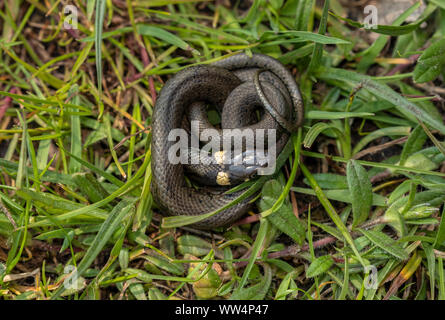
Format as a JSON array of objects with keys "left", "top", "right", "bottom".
[
  {"left": 227, "top": 164, "right": 265, "bottom": 183},
  {"left": 225, "top": 148, "right": 270, "bottom": 183}
]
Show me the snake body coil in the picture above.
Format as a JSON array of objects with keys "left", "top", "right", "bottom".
[{"left": 151, "top": 53, "right": 303, "bottom": 229}]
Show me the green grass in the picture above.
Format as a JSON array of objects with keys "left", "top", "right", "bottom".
[{"left": 0, "top": 0, "right": 445, "bottom": 300}]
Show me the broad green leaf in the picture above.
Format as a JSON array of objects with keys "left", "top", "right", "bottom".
[
  {"left": 73, "top": 173, "right": 111, "bottom": 204},
  {"left": 303, "top": 173, "right": 348, "bottom": 189},
  {"left": 306, "top": 255, "right": 334, "bottom": 278},
  {"left": 229, "top": 264, "right": 272, "bottom": 300},
  {"left": 402, "top": 152, "right": 441, "bottom": 172},
  {"left": 0, "top": 215, "right": 14, "bottom": 238},
  {"left": 259, "top": 180, "right": 305, "bottom": 245},
  {"left": 385, "top": 190, "right": 445, "bottom": 235},
  {"left": 144, "top": 253, "right": 184, "bottom": 276},
  {"left": 414, "top": 37, "right": 445, "bottom": 83},
  {"left": 129, "top": 283, "right": 147, "bottom": 300},
  {"left": 218, "top": 279, "right": 235, "bottom": 296},
  {"left": 403, "top": 204, "right": 438, "bottom": 220},
  {"left": 359, "top": 228, "right": 409, "bottom": 260},
  {"left": 148, "top": 288, "right": 167, "bottom": 300},
  {"left": 347, "top": 160, "right": 373, "bottom": 227},
  {"left": 119, "top": 248, "right": 129, "bottom": 270},
  {"left": 137, "top": 25, "right": 198, "bottom": 54},
  {"left": 388, "top": 180, "right": 412, "bottom": 205},
  {"left": 177, "top": 235, "right": 212, "bottom": 257},
  {"left": 192, "top": 268, "right": 221, "bottom": 299},
  {"left": 275, "top": 271, "right": 297, "bottom": 300},
  {"left": 399, "top": 125, "right": 427, "bottom": 166}
]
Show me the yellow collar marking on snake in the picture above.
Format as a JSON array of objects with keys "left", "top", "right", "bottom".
[{"left": 216, "top": 171, "right": 231, "bottom": 186}]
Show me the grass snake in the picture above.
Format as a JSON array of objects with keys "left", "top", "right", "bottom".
[{"left": 151, "top": 53, "right": 304, "bottom": 229}]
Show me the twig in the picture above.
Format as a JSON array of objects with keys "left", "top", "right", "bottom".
[{"left": 353, "top": 136, "right": 408, "bottom": 160}]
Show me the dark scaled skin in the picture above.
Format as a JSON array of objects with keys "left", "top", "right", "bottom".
[
  {"left": 184, "top": 80, "right": 290, "bottom": 186},
  {"left": 150, "top": 53, "right": 304, "bottom": 229}
]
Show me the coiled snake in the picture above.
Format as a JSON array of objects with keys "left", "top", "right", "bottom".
[{"left": 151, "top": 53, "right": 304, "bottom": 229}]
